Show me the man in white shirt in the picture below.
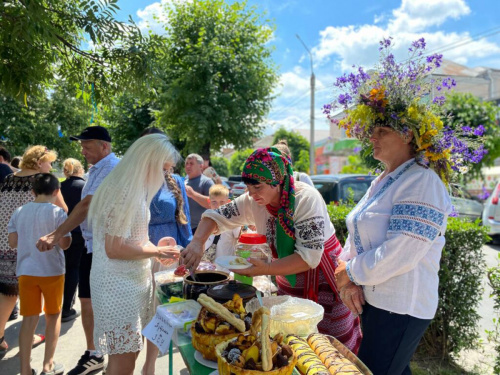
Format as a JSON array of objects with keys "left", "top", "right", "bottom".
[{"left": 37, "top": 126, "right": 120, "bottom": 375}]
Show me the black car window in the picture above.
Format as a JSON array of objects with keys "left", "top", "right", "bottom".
[
  {"left": 338, "top": 181, "right": 372, "bottom": 203},
  {"left": 313, "top": 181, "right": 336, "bottom": 204}
]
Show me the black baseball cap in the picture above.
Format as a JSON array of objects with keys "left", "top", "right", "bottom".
[{"left": 70, "top": 126, "right": 112, "bottom": 142}]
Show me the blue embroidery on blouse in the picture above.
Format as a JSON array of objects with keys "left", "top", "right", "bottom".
[
  {"left": 388, "top": 203, "right": 444, "bottom": 241},
  {"left": 346, "top": 262, "right": 358, "bottom": 285},
  {"left": 388, "top": 218, "right": 440, "bottom": 240},
  {"left": 352, "top": 160, "right": 416, "bottom": 255},
  {"left": 392, "top": 204, "right": 444, "bottom": 226}
]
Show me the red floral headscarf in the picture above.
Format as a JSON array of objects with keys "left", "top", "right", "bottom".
[{"left": 242, "top": 147, "right": 297, "bottom": 286}]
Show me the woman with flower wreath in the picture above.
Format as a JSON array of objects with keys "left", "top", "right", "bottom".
[
  {"left": 181, "top": 147, "right": 363, "bottom": 353},
  {"left": 328, "top": 38, "right": 486, "bottom": 374}
]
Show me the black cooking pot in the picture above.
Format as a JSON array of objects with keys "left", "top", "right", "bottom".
[
  {"left": 207, "top": 280, "right": 257, "bottom": 304},
  {"left": 183, "top": 271, "right": 229, "bottom": 301}
]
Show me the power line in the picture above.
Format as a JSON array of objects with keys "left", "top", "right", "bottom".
[
  {"left": 424, "top": 25, "right": 500, "bottom": 57},
  {"left": 268, "top": 89, "right": 310, "bottom": 119}
]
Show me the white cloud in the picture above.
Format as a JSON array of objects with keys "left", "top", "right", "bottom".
[
  {"left": 136, "top": 0, "right": 191, "bottom": 34},
  {"left": 389, "top": 0, "right": 470, "bottom": 33},
  {"left": 311, "top": 0, "right": 498, "bottom": 71},
  {"left": 275, "top": 68, "right": 328, "bottom": 100}
]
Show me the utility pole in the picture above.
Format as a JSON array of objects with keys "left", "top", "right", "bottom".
[{"left": 296, "top": 34, "right": 315, "bottom": 175}]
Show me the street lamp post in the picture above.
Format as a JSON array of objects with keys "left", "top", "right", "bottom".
[{"left": 296, "top": 34, "right": 315, "bottom": 175}]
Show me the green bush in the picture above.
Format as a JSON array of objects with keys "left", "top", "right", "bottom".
[
  {"left": 488, "top": 254, "right": 500, "bottom": 374},
  {"left": 424, "top": 218, "right": 487, "bottom": 359},
  {"left": 328, "top": 205, "right": 488, "bottom": 360}
]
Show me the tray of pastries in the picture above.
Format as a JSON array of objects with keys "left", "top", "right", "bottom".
[{"left": 286, "top": 333, "right": 372, "bottom": 375}]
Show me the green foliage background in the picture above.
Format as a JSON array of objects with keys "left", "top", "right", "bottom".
[
  {"left": 229, "top": 149, "right": 254, "bottom": 176},
  {"left": 442, "top": 92, "right": 500, "bottom": 181},
  {"left": 271, "top": 127, "right": 310, "bottom": 172},
  {"left": 211, "top": 157, "right": 229, "bottom": 177},
  {"left": 155, "top": 0, "right": 278, "bottom": 157}
]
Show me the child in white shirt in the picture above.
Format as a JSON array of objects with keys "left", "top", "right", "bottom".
[
  {"left": 8, "top": 173, "right": 71, "bottom": 375},
  {"left": 202, "top": 184, "right": 242, "bottom": 265}
]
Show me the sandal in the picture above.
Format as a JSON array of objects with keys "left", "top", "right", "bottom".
[
  {"left": 0, "top": 336, "right": 8, "bottom": 352},
  {"left": 32, "top": 334, "right": 45, "bottom": 348}
]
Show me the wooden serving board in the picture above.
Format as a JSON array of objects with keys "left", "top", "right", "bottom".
[{"left": 323, "top": 335, "right": 373, "bottom": 375}]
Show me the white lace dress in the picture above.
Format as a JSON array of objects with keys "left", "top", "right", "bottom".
[{"left": 90, "top": 202, "right": 153, "bottom": 355}]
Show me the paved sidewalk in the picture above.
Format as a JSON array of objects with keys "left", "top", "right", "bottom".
[
  {"left": 1, "top": 299, "right": 189, "bottom": 375},
  {"left": 456, "top": 243, "right": 499, "bottom": 374}
]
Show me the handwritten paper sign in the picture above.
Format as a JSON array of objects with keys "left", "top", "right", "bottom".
[{"left": 142, "top": 310, "right": 175, "bottom": 354}]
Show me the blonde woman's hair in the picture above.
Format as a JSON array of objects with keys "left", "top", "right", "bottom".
[
  {"left": 88, "top": 134, "right": 180, "bottom": 237},
  {"left": 63, "top": 158, "right": 84, "bottom": 177},
  {"left": 209, "top": 184, "right": 229, "bottom": 198},
  {"left": 273, "top": 140, "right": 292, "bottom": 161},
  {"left": 19, "top": 145, "right": 57, "bottom": 170}
]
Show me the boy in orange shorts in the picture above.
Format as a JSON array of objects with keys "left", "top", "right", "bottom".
[{"left": 8, "top": 173, "right": 71, "bottom": 375}]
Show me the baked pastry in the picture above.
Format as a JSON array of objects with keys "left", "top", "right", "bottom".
[
  {"left": 216, "top": 310, "right": 297, "bottom": 375},
  {"left": 286, "top": 335, "right": 329, "bottom": 375},
  {"left": 192, "top": 293, "right": 251, "bottom": 361},
  {"left": 307, "top": 334, "right": 362, "bottom": 374}
]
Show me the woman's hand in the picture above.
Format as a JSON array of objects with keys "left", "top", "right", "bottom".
[
  {"left": 229, "top": 258, "right": 270, "bottom": 277},
  {"left": 335, "top": 259, "right": 352, "bottom": 290},
  {"left": 180, "top": 239, "right": 204, "bottom": 270},
  {"left": 156, "top": 237, "right": 179, "bottom": 266},
  {"left": 339, "top": 282, "right": 365, "bottom": 316}
]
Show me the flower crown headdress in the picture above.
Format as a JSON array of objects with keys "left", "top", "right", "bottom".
[{"left": 323, "top": 37, "right": 486, "bottom": 183}]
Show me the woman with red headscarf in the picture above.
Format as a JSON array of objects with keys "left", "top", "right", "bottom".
[{"left": 181, "top": 147, "right": 362, "bottom": 353}]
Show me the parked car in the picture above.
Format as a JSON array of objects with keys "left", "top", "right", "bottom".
[
  {"left": 232, "top": 182, "right": 247, "bottom": 197},
  {"left": 450, "top": 183, "right": 483, "bottom": 221},
  {"left": 310, "top": 174, "right": 376, "bottom": 205},
  {"left": 482, "top": 181, "right": 500, "bottom": 241},
  {"left": 228, "top": 175, "right": 242, "bottom": 183}
]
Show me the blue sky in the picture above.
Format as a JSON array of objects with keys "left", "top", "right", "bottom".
[{"left": 114, "top": 0, "right": 500, "bottom": 136}]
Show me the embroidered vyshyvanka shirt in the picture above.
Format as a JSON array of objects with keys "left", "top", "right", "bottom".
[
  {"left": 340, "top": 159, "right": 452, "bottom": 319},
  {"left": 202, "top": 182, "right": 336, "bottom": 269}
]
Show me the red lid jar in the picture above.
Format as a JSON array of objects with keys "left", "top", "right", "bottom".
[{"left": 238, "top": 233, "right": 267, "bottom": 245}]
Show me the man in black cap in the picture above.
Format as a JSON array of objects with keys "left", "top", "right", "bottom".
[{"left": 37, "top": 126, "right": 119, "bottom": 375}]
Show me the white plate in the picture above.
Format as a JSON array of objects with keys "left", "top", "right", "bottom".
[
  {"left": 209, "top": 371, "right": 219, "bottom": 375},
  {"left": 194, "top": 350, "right": 218, "bottom": 369},
  {"left": 215, "top": 255, "right": 252, "bottom": 270}
]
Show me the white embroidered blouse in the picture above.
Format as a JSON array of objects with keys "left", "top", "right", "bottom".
[
  {"left": 202, "top": 182, "right": 335, "bottom": 269},
  {"left": 340, "top": 159, "right": 452, "bottom": 319}
]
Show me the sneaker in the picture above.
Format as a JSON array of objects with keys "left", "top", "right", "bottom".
[
  {"left": 40, "top": 362, "right": 64, "bottom": 375},
  {"left": 67, "top": 351, "right": 105, "bottom": 375},
  {"left": 61, "top": 308, "right": 81, "bottom": 322}
]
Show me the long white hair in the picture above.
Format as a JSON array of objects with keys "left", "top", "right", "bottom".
[{"left": 88, "top": 134, "right": 180, "bottom": 237}]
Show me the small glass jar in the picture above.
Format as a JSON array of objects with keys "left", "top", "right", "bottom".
[
  {"left": 235, "top": 233, "right": 271, "bottom": 260},
  {"left": 234, "top": 234, "right": 271, "bottom": 288}
]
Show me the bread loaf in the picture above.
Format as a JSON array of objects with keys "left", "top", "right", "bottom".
[
  {"left": 198, "top": 294, "right": 246, "bottom": 332},
  {"left": 261, "top": 308, "right": 273, "bottom": 371},
  {"left": 307, "top": 334, "right": 361, "bottom": 374},
  {"left": 286, "top": 335, "right": 329, "bottom": 375}
]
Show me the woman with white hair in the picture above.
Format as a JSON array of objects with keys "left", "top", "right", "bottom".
[{"left": 88, "top": 134, "right": 181, "bottom": 375}]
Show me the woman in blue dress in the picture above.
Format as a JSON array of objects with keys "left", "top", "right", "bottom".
[
  {"left": 140, "top": 128, "right": 192, "bottom": 375},
  {"left": 149, "top": 173, "right": 192, "bottom": 248}
]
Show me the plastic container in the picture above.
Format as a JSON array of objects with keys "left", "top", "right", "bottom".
[
  {"left": 246, "top": 295, "right": 324, "bottom": 337},
  {"left": 154, "top": 269, "right": 184, "bottom": 305},
  {"left": 234, "top": 234, "right": 271, "bottom": 286},
  {"left": 156, "top": 300, "right": 202, "bottom": 344}
]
